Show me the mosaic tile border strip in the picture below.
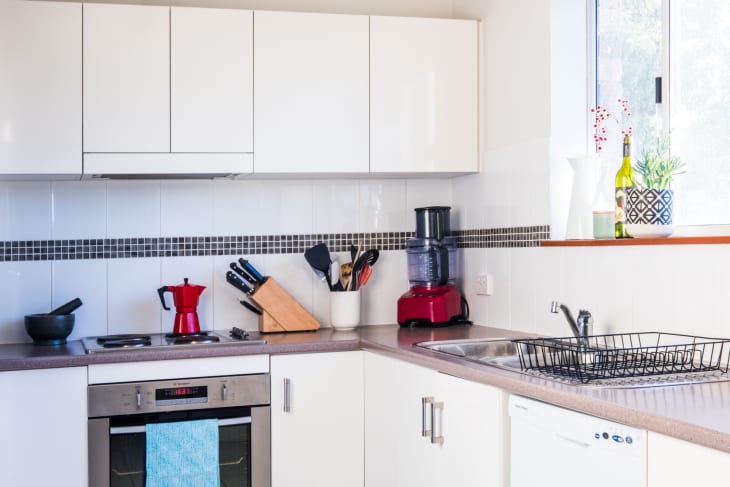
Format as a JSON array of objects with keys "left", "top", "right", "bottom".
[{"left": 0, "top": 225, "right": 550, "bottom": 262}]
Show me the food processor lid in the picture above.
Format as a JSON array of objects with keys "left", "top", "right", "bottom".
[{"left": 414, "top": 206, "right": 452, "bottom": 240}]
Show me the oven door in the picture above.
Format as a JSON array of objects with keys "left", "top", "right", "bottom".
[{"left": 89, "top": 406, "right": 270, "bottom": 487}]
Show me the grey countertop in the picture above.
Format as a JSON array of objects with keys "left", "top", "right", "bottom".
[{"left": 2, "top": 324, "right": 730, "bottom": 454}]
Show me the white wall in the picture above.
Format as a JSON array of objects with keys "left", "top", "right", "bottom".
[
  {"left": 0, "top": 178, "right": 453, "bottom": 343},
  {"left": 453, "top": 0, "right": 730, "bottom": 340}
]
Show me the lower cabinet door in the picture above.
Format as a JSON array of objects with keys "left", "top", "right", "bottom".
[
  {"left": 0, "top": 367, "right": 87, "bottom": 486},
  {"left": 271, "top": 351, "right": 364, "bottom": 487},
  {"left": 364, "top": 351, "right": 507, "bottom": 487}
]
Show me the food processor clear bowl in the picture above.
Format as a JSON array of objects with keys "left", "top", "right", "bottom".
[{"left": 406, "top": 237, "right": 456, "bottom": 286}]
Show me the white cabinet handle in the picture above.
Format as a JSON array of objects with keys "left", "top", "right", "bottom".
[
  {"left": 431, "top": 401, "right": 444, "bottom": 444},
  {"left": 421, "top": 396, "right": 433, "bottom": 437},
  {"left": 283, "top": 378, "right": 291, "bottom": 413}
]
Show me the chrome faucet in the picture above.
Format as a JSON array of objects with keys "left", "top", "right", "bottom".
[{"left": 550, "top": 301, "right": 593, "bottom": 344}]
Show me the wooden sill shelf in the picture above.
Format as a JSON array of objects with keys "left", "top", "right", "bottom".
[{"left": 541, "top": 236, "right": 730, "bottom": 247}]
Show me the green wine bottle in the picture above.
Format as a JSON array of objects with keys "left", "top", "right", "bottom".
[{"left": 615, "top": 135, "right": 633, "bottom": 238}]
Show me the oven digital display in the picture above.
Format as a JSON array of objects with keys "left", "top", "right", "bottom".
[{"left": 155, "top": 385, "right": 208, "bottom": 406}]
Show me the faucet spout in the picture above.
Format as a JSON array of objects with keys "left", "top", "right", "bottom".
[{"left": 550, "top": 300, "right": 581, "bottom": 338}]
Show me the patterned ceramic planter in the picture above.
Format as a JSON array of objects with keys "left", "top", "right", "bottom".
[{"left": 625, "top": 188, "right": 674, "bottom": 238}]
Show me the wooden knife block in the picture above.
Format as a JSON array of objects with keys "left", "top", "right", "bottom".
[{"left": 250, "top": 277, "right": 320, "bottom": 333}]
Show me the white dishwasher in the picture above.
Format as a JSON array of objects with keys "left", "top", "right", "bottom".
[{"left": 509, "top": 395, "right": 647, "bottom": 487}]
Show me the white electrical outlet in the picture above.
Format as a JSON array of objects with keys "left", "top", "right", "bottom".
[{"left": 476, "top": 274, "right": 492, "bottom": 296}]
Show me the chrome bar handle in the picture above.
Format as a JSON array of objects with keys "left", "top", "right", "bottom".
[
  {"left": 431, "top": 401, "right": 444, "bottom": 444},
  {"left": 283, "top": 378, "right": 291, "bottom": 413},
  {"left": 421, "top": 397, "right": 433, "bottom": 437}
]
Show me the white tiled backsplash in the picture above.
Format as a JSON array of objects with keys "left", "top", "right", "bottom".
[{"left": 0, "top": 178, "right": 454, "bottom": 344}]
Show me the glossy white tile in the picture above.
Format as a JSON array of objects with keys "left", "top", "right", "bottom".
[
  {"left": 52, "top": 259, "right": 107, "bottom": 339},
  {"left": 212, "top": 180, "right": 266, "bottom": 236},
  {"left": 509, "top": 248, "right": 537, "bottom": 334},
  {"left": 6, "top": 182, "right": 52, "bottom": 241},
  {"left": 0, "top": 261, "right": 52, "bottom": 343},
  {"left": 160, "top": 256, "right": 214, "bottom": 332},
  {"left": 358, "top": 179, "right": 406, "bottom": 232},
  {"left": 107, "top": 181, "right": 161, "bottom": 238},
  {"left": 257, "top": 181, "right": 313, "bottom": 235},
  {"left": 160, "top": 180, "right": 214, "bottom": 237},
  {"left": 107, "top": 258, "right": 161, "bottom": 335},
  {"left": 51, "top": 181, "right": 107, "bottom": 239},
  {"left": 312, "top": 180, "right": 359, "bottom": 234},
  {"left": 359, "top": 250, "right": 408, "bottom": 325},
  {"left": 405, "top": 179, "right": 453, "bottom": 212},
  {"left": 484, "top": 248, "right": 511, "bottom": 329}
]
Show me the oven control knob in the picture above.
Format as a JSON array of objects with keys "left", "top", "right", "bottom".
[
  {"left": 222, "top": 384, "right": 228, "bottom": 401},
  {"left": 136, "top": 388, "right": 141, "bottom": 409}
]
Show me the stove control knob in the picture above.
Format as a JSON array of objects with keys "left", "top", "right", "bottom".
[
  {"left": 222, "top": 384, "right": 228, "bottom": 402},
  {"left": 136, "top": 388, "right": 141, "bottom": 409}
]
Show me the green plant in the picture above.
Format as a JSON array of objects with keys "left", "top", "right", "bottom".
[{"left": 634, "top": 137, "right": 686, "bottom": 189}]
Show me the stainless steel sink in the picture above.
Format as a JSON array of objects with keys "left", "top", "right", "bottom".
[{"left": 416, "top": 338, "right": 525, "bottom": 371}]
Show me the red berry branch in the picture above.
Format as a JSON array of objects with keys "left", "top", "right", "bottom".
[{"left": 591, "top": 98, "right": 633, "bottom": 152}]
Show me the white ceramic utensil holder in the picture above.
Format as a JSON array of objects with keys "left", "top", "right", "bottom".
[{"left": 330, "top": 290, "right": 361, "bottom": 331}]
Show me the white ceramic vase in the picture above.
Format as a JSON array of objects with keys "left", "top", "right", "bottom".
[{"left": 566, "top": 156, "right": 598, "bottom": 239}]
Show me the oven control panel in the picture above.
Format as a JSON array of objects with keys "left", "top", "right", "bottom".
[{"left": 88, "top": 374, "right": 270, "bottom": 417}]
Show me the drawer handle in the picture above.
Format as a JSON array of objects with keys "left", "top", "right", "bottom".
[
  {"left": 283, "top": 378, "right": 291, "bottom": 413},
  {"left": 431, "top": 401, "right": 444, "bottom": 445},
  {"left": 421, "top": 396, "right": 433, "bottom": 437}
]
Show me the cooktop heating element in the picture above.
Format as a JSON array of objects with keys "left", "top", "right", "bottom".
[{"left": 82, "top": 329, "right": 266, "bottom": 354}]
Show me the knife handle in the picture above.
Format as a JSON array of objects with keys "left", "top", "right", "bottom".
[
  {"left": 239, "top": 258, "right": 265, "bottom": 283},
  {"left": 230, "top": 262, "right": 257, "bottom": 285},
  {"left": 226, "top": 271, "right": 254, "bottom": 295}
]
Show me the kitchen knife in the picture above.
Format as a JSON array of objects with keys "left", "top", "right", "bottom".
[
  {"left": 230, "top": 262, "right": 257, "bottom": 285},
  {"left": 226, "top": 271, "right": 255, "bottom": 295},
  {"left": 238, "top": 258, "right": 265, "bottom": 284},
  {"left": 239, "top": 300, "right": 263, "bottom": 315}
]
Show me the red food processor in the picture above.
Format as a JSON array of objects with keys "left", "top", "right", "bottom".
[
  {"left": 157, "top": 278, "right": 206, "bottom": 334},
  {"left": 397, "top": 206, "right": 469, "bottom": 327}
]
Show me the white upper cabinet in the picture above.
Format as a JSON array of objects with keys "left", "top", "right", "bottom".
[
  {"left": 254, "top": 11, "right": 369, "bottom": 174},
  {"left": 370, "top": 16, "right": 479, "bottom": 174},
  {"left": 83, "top": 3, "right": 170, "bottom": 153},
  {"left": 83, "top": 4, "right": 253, "bottom": 176},
  {"left": 171, "top": 7, "right": 253, "bottom": 153},
  {"left": 0, "top": 0, "right": 81, "bottom": 178}
]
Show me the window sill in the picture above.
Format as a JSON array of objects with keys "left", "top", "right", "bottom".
[{"left": 541, "top": 236, "right": 730, "bottom": 247}]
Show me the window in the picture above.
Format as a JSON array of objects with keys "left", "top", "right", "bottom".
[{"left": 595, "top": 0, "right": 730, "bottom": 226}]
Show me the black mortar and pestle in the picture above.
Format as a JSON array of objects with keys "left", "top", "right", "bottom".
[{"left": 25, "top": 298, "right": 83, "bottom": 345}]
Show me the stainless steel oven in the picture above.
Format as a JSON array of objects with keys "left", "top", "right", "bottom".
[{"left": 88, "top": 373, "right": 270, "bottom": 487}]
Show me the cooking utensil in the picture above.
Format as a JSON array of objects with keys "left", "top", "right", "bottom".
[
  {"left": 157, "top": 278, "right": 206, "bottom": 334},
  {"left": 352, "top": 249, "right": 379, "bottom": 290},
  {"left": 25, "top": 313, "right": 75, "bottom": 345},
  {"left": 347, "top": 243, "right": 362, "bottom": 291},
  {"left": 49, "top": 297, "right": 83, "bottom": 315},
  {"left": 330, "top": 259, "right": 341, "bottom": 291},
  {"left": 238, "top": 258, "right": 265, "bottom": 284},
  {"left": 358, "top": 263, "right": 373, "bottom": 288},
  {"left": 226, "top": 271, "right": 255, "bottom": 295},
  {"left": 304, "top": 243, "right": 333, "bottom": 291},
  {"left": 340, "top": 262, "right": 353, "bottom": 291},
  {"left": 230, "top": 262, "right": 257, "bottom": 285}
]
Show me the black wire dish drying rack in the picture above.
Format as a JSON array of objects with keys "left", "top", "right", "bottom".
[{"left": 513, "top": 332, "right": 730, "bottom": 385}]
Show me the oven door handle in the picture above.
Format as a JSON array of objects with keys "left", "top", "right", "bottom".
[{"left": 109, "top": 416, "right": 252, "bottom": 435}]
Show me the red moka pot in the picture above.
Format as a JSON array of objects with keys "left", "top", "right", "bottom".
[{"left": 157, "top": 278, "right": 206, "bottom": 334}]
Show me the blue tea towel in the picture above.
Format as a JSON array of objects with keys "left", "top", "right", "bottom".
[{"left": 146, "top": 419, "right": 220, "bottom": 487}]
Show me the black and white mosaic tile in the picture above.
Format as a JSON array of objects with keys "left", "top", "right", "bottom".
[{"left": 0, "top": 225, "right": 550, "bottom": 262}]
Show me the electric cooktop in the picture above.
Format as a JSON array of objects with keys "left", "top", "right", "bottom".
[{"left": 81, "top": 327, "right": 266, "bottom": 354}]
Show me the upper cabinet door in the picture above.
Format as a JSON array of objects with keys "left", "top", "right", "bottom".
[
  {"left": 370, "top": 16, "right": 479, "bottom": 174},
  {"left": 0, "top": 0, "right": 81, "bottom": 177},
  {"left": 171, "top": 8, "right": 253, "bottom": 153},
  {"left": 83, "top": 3, "right": 170, "bottom": 153},
  {"left": 254, "top": 11, "right": 369, "bottom": 173}
]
